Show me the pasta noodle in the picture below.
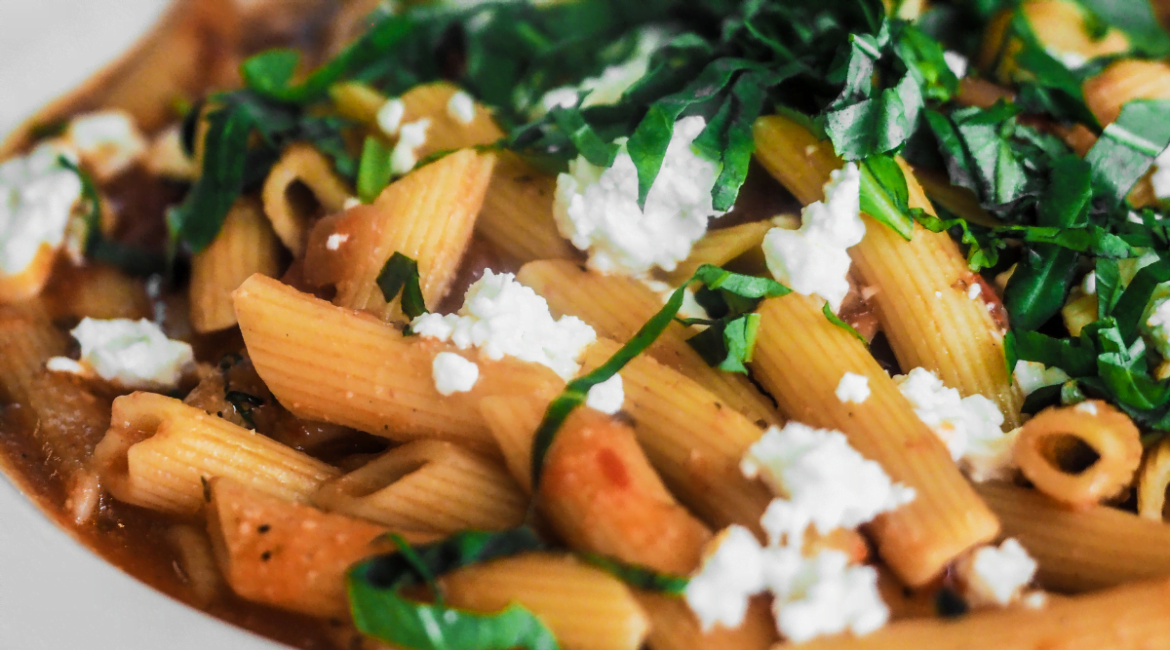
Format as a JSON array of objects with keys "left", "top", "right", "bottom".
[
  {"left": 311, "top": 439, "right": 528, "bottom": 534},
  {"left": 752, "top": 114, "right": 1023, "bottom": 428},
  {"left": 977, "top": 481, "right": 1170, "bottom": 592},
  {"left": 440, "top": 553, "right": 651, "bottom": 650},
  {"left": 750, "top": 292, "right": 1000, "bottom": 586},
  {"left": 233, "top": 274, "right": 563, "bottom": 449},
  {"left": 1138, "top": 438, "right": 1170, "bottom": 521},
  {"left": 166, "top": 524, "right": 223, "bottom": 607},
  {"left": 477, "top": 151, "right": 579, "bottom": 267},
  {"left": 327, "top": 148, "right": 496, "bottom": 321},
  {"left": 1013, "top": 400, "right": 1142, "bottom": 507},
  {"left": 260, "top": 143, "right": 352, "bottom": 256},
  {"left": 663, "top": 220, "right": 775, "bottom": 286},
  {"left": 189, "top": 197, "right": 282, "bottom": 333},
  {"left": 92, "top": 391, "right": 340, "bottom": 515},
  {"left": 1083, "top": 59, "right": 1170, "bottom": 127},
  {"left": 517, "top": 260, "right": 779, "bottom": 425}
]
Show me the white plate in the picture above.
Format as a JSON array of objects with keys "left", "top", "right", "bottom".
[{"left": 0, "top": 2, "right": 285, "bottom": 648}]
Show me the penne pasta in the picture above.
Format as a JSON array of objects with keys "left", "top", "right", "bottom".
[
  {"left": 328, "top": 149, "right": 495, "bottom": 321},
  {"left": 206, "top": 477, "right": 434, "bottom": 618},
  {"left": 397, "top": 82, "right": 504, "bottom": 157},
  {"left": 441, "top": 552, "right": 650, "bottom": 650},
  {"left": 92, "top": 391, "right": 340, "bottom": 515},
  {"left": 311, "top": 439, "right": 528, "bottom": 534},
  {"left": 233, "top": 274, "right": 563, "bottom": 449},
  {"left": 636, "top": 592, "right": 778, "bottom": 650},
  {"left": 978, "top": 481, "right": 1170, "bottom": 592},
  {"left": 261, "top": 143, "right": 352, "bottom": 256},
  {"left": 189, "top": 197, "right": 282, "bottom": 333},
  {"left": 796, "top": 576, "right": 1170, "bottom": 650},
  {"left": 1084, "top": 59, "right": 1170, "bottom": 127},
  {"left": 477, "top": 151, "right": 579, "bottom": 267},
  {"left": 166, "top": 524, "right": 223, "bottom": 607},
  {"left": 752, "top": 114, "right": 1022, "bottom": 428},
  {"left": 580, "top": 338, "right": 774, "bottom": 535},
  {"left": 0, "top": 302, "right": 67, "bottom": 407},
  {"left": 41, "top": 262, "right": 151, "bottom": 321},
  {"left": 663, "top": 220, "right": 776, "bottom": 286},
  {"left": 750, "top": 292, "right": 1000, "bottom": 586},
  {"left": 517, "top": 260, "right": 778, "bottom": 425},
  {"left": 1138, "top": 438, "right": 1170, "bottom": 521}
]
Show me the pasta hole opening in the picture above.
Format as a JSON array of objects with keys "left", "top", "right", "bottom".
[
  {"left": 345, "top": 458, "right": 429, "bottom": 498},
  {"left": 284, "top": 181, "right": 326, "bottom": 233},
  {"left": 1038, "top": 434, "right": 1101, "bottom": 475}
]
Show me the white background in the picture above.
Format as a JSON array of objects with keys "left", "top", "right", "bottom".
[{"left": 0, "top": 1, "right": 282, "bottom": 647}]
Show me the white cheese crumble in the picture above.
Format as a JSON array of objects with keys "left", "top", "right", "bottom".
[
  {"left": 325, "top": 233, "right": 349, "bottom": 250},
  {"left": 1075, "top": 401, "right": 1098, "bottom": 415},
  {"left": 390, "top": 118, "right": 431, "bottom": 176},
  {"left": 553, "top": 115, "right": 723, "bottom": 275},
  {"left": 1082, "top": 271, "right": 1097, "bottom": 295},
  {"left": 641, "top": 278, "right": 710, "bottom": 321},
  {"left": 343, "top": 197, "right": 362, "bottom": 210},
  {"left": 767, "top": 547, "right": 889, "bottom": 643},
  {"left": 762, "top": 163, "right": 863, "bottom": 312},
  {"left": 65, "top": 110, "right": 147, "bottom": 180},
  {"left": 585, "top": 373, "right": 624, "bottom": 414},
  {"left": 968, "top": 283, "right": 983, "bottom": 300},
  {"left": 376, "top": 98, "right": 406, "bottom": 136},
  {"left": 0, "top": 142, "right": 83, "bottom": 275},
  {"left": 447, "top": 90, "right": 476, "bottom": 125},
  {"left": 48, "top": 318, "right": 194, "bottom": 390},
  {"left": 685, "top": 525, "right": 767, "bottom": 630},
  {"left": 895, "top": 367, "right": 1014, "bottom": 482},
  {"left": 835, "top": 372, "right": 870, "bottom": 404},
  {"left": 144, "top": 124, "right": 198, "bottom": 180},
  {"left": 741, "top": 422, "right": 916, "bottom": 537},
  {"left": 1012, "top": 360, "right": 1071, "bottom": 397},
  {"left": 957, "top": 538, "right": 1038, "bottom": 607},
  {"left": 411, "top": 270, "right": 596, "bottom": 380},
  {"left": 943, "top": 50, "right": 969, "bottom": 78},
  {"left": 431, "top": 352, "right": 480, "bottom": 396},
  {"left": 1146, "top": 297, "right": 1170, "bottom": 358},
  {"left": 1152, "top": 147, "right": 1170, "bottom": 200},
  {"left": 534, "top": 28, "right": 665, "bottom": 116}
]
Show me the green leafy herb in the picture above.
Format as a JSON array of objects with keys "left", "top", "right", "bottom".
[
  {"left": 376, "top": 253, "right": 428, "bottom": 320},
  {"left": 580, "top": 554, "right": 689, "bottom": 595},
  {"left": 357, "top": 136, "right": 394, "bottom": 204},
  {"left": 1084, "top": 99, "right": 1170, "bottom": 207},
  {"left": 858, "top": 154, "right": 917, "bottom": 240},
  {"left": 348, "top": 528, "right": 558, "bottom": 650},
  {"left": 1077, "top": 0, "right": 1170, "bottom": 57},
  {"left": 224, "top": 390, "right": 264, "bottom": 429},
  {"left": 822, "top": 302, "right": 867, "bottom": 343}
]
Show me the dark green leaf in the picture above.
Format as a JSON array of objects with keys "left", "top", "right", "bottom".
[
  {"left": 1109, "top": 259, "right": 1170, "bottom": 342},
  {"left": 822, "top": 301, "right": 867, "bottom": 344},
  {"left": 1085, "top": 99, "right": 1170, "bottom": 208},
  {"left": 858, "top": 154, "right": 915, "bottom": 240},
  {"left": 1078, "top": 0, "right": 1170, "bottom": 57},
  {"left": 580, "top": 554, "right": 689, "bottom": 595},
  {"left": 376, "top": 253, "right": 429, "bottom": 319},
  {"left": 357, "top": 136, "right": 394, "bottom": 204}
]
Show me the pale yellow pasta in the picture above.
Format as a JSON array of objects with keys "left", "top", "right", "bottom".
[
  {"left": 663, "top": 220, "right": 775, "bottom": 285},
  {"left": 260, "top": 143, "right": 352, "bottom": 256},
  {"left": 311, "top": 439, "right": 527, "bottom": 534},
  {"left": 752, "top": 114, "right": 1022, "bottom": 428},
  {"left": 397, "top": 82, "right": 506, "bottom": 157},
  {"left": 797, "top": 576, "right": 1170, "bottom": 650},
  {"left": 441, "top": 553, "right": 650, "bottom": 650},
  {"left": 580, "top": 338, "right": 774, "bottom": 535},
  {"left": 331, "top": 148, "right": 495, "bottom": 321},
  {"left": 41, "top": 263, "right": 151, "bottom": 321},
  {"left": 1084, "top": 59, "right": 1170, "bottom": 127},
  {"left": 517, "top": 260, "right": 779, "bottom": 425},
  {"left": 912, "top": 167, "right": 998, "bottom": 227},
  {"left": 1014, "top": 400, "right": 1142, "bottom": 507},
  {"left": 751, "top": 292, "right": 1000, "bottom": 587},
  {"left": 206, "top": 477, "right": 435, "bottom": 619},
  {"left": 0, "top": 302, "right": 67, "bottom": 406},
  {"left": 0, "top": 245, "right": 58, "bottom": 304},
  {"left": 478, "top": 151, "right": 579, "bottom": 267},
  {"left": 166, "top": 524, "right": 223, "bottom": 606},
  {"left": 1138, "top": 438, "right": 1170, "bottom": 521},
  {"left": 233, "top": 274, "right": 563, "bottom": 449},
  {"left": 92, "top": 391, "right": 340, "bottom": 514},
  {"left": 189, "top": 197, "right": 282, "bottom": 333},
  {"left": 637, "top": 593, "right": 778, "bottom": 650},
  {"left": 980, "top": 0, "right": 1129, "bottom": 84},
  {"left": 330, "top": 81, "right": 389, "bottom": 125},
  {"left": 1062, "top": 289, "right": 1098, "bottom": 337},
  {"left": 978, "top": 481, "right": 1170, "bottom": 592}
]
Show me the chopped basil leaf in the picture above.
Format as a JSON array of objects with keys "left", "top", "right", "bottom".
[
  {"left": 580, "top": 554, "right": 689, "bottom": 595},
  {"left": 822, "top": 301, "right": 867, "bottom": 344},
  {"left": 376, "top": 253, "right": 428, "bottom": 320},
  {"left": 356, "top": 136, "right": 394, "bottom": 204},
  {"left": 858, "top": 154, "right": 916, "bottom": 240},
  {"left": 348, "top": 528, "right": 558, "bottom": 650},
  {"left": 1085, "top": 99, "right": 1170, "bottom": 208}
]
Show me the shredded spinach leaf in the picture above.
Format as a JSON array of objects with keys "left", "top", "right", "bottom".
[
  {"left": 376, "top": 252, "right": 429, "bottom": 320},
  {"left": 580, "top": 554, "right": 690, "bottom": 595}
]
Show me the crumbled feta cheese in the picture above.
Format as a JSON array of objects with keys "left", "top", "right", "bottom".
[
  {"left": 685, "top": 525, "right": 766, "bottom": 630},
  {"left": 641, "top": 278, "right": 710, "bottom": 321},
  {"left": 46, "top": 357, "right": 87, "bottom": 375},
  {"left": 343, "top": 197, "right": 362, "bottom": 210},
  {"left": 65, "top": 110, "right": 147, "bottom": 180},
  {"left": 534, "top": 28, "right": 665, "bottom": 117},
  {"left": 447, "top": 91, "right": 476, "bottom": 125},
  {"left": 1075, "top": 401, "right": 1098, "bottom": 415},
  {"left": 411, "top": 270, "right": 596, "bottom": 380},
  {"left": 1082, "top": 271, "right": 1097, "bottom": 295},
  {"left": 762, "top": 163, "right": 863, "bottom": 312},
  {"left": 1152, "top": 147, "right": 1170, "bottom": 200},
  {"left": 325, "top": 233, "right": 348, "bottom": 250},
  {"left": 431, "top": 352, "right": 480, "bottom": 396},
  {"left": 0, "top": 142, "right": 83, "bottom": 275},
  {"left": 968, "top": 283, "right": 983, "bottom": 300},
  {"left": 767, "top": 548, "right": 889, "bottom": 643},
  {"left": 144, "top": 125, "right": 198, "bottom": 180},
  {"left": 943, "top": 51, "right": 969, "bottom": 78},
  {"left": 554, "top": 116, "right": 723, "bottom": 275},
  {"left": 835, "top": 372, "right": 870, "bottom": 404},
  {"left": 376, "top": 98, "right": 406, "bottom": 136},
  {"left": 1012, "top": 360, "right": 1071, "bottom": 397},
  {"left": 1047, "top": 48, "right": 1088, "bottom": 69},
  {"left": 390, "top": 118, "right": 431, "bottom": 176},
  {"left": 585, "top": 374, "right": 624, "bottom": 415},
  {"left": 741, "top": 422, "right": 916, "bottom": 536},
  {"left": 1147, "top": 297, "right": 1170, "bottom": 358},
  {"left": 895, "top": 367, "right": 1013, "bottom": 482},
  {"left": 957, "top": 539, "right": 1037, "bottom": 607},
  {"left": 50, "top": 318, "right": 193, "bottom": 390}
]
